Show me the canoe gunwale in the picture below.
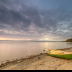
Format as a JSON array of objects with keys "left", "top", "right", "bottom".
[{"left": 47, "top": 53, "right": 72, "bottom": 55}]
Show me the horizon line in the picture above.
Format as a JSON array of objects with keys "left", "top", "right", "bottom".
[{"left": 0, "top": 40, "right": 66, "bottom": 42}]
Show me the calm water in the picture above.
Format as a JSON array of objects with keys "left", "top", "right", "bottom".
[{"left": 0, "top": 41, "right": 72, "bottom": 64}]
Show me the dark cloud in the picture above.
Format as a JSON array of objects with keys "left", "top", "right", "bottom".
[
  {"left": 0, "top": 4, "right": 32, "bottom": 29},
  {"left": 0, "top": 0, "right": 72, "bottom": 40}
]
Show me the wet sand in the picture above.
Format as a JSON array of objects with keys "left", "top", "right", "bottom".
[{"left": 0, "top": 47, "right": 72, "bottom": 70}]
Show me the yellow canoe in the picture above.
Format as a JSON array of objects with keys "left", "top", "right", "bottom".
[{"left": 45, "top": 48, "right": 72, "bottom": 60}]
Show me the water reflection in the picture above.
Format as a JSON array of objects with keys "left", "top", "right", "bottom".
[
  {"left": 0, "top": 41, "right": 72, "bottom": 64},
  {"left": 66, "top": 42, "right": 72, "bottom": 45}
]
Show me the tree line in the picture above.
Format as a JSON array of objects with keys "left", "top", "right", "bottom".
[{"left": 66, "top": 38, "right": 72, "bottom": 42}]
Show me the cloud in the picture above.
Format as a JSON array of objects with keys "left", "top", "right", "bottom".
[{"left": 0, "top": 0, "right": 72, "bottom": 40}]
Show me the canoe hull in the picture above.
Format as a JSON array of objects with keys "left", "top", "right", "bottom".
[{"left": 47, "top": 53, "right": 72, "bottom": 60}]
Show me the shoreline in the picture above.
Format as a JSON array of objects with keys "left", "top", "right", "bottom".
[
  {"left": 0, "top": 53, "right": 45, "bottom": 69},
  {"left": 0, "top": 47, "right": 72, "bottom": 70}
]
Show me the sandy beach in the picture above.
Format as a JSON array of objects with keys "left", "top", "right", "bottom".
[{"left": 0, "top": 47, "right": 72, "bottom": 70}]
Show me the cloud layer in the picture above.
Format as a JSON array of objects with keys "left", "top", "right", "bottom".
[{"left": 0, "top": 0, "right": 72, "bottom": 41}]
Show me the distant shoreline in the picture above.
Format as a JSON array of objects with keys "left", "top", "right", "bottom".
[{"left": 0, "top": 40, "right": 66, "bottom": 42}]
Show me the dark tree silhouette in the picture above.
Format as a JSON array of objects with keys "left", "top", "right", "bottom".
[{"left": 66, "top": 38, "right": 72, "bottom": 42}]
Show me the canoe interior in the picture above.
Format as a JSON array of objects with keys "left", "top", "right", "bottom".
[{"left": 47, "top": 53, "right": 72, "bottom": 60}]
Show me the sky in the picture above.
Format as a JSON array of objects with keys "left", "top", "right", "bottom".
[{"left": 0, "top": 0, "right": 72, "bottom": 41}]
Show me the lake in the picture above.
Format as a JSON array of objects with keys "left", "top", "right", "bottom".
[{"left": 0, "top": 41, "right": 72, "bottom": 64}]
